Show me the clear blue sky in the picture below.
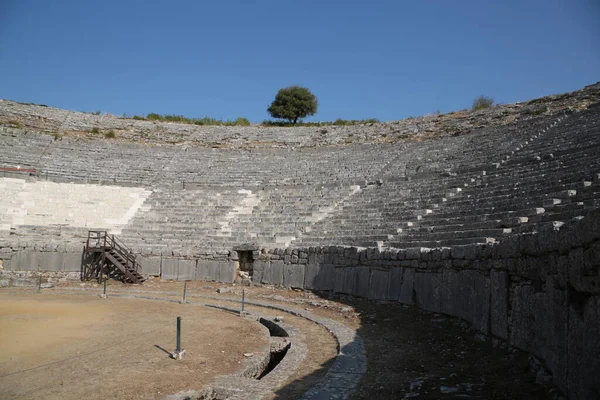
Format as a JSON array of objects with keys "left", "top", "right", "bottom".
[{"left": 1, "top": 1, "right": 599, "bottom": 122}]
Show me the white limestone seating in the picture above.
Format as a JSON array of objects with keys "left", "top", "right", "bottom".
[{"left": 0, "top": 178, "right": 152, "bottom": 234}]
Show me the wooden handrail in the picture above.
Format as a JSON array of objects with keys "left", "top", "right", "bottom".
[{"left": 87, "top": 230, "right": 140, "bottom": 273}]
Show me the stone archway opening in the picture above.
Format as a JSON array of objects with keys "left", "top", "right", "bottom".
[{"left": 238, "top": 250, "right": 254, "bottom": 274}]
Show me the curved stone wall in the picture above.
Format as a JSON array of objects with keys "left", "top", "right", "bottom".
[{"left": 257, "top": 211, "right": 600, "bottom": 400}]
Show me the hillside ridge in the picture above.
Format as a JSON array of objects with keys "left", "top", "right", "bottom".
[{"left": 1, "top": 82, "right": 599, "bottom": 149}]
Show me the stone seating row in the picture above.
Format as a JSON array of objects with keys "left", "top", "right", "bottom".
[{"left": 295, "top": 107, "right": 599, "bottom": 248}]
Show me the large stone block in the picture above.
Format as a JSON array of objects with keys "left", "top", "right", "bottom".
[
  {"left": 63, "top": 252, "right": 83, "bottom": 272},
  {"left": 196, "top": 259, "right": 210, "bottom": 281},
  {"left": 389, "top": 267, "right": 415, "bottom": 304},
  {"left": 442, "top": 269, "right": 491, "bottom": 334},
  {"left": 206, "top": 260, "right": 221, "bottom": 281},
  {"left": 399, "top": 267, "right": 415, "bottom": 304},
  {"left": 542, "top": 277, "right": 569, "bottom": 394},
  {"left": 139, "top": 256, "right": 161, "bottom": 276},
  {"left": 160, "top": 258, "right": 179, "bottom": 280},
  {"left": 581, "top": 295, "right": 600, "bottom": 399},
  {"left": 490, "top": 270, "right": 508, "bottom": 339},
  {"left": 334, "top": 267, "right": 355, "bottom": 295},
  {"left": 218, "top": 261, "right": 236, "bottom": 283},
  {"left": 261, "top": 261, "right": 272, "bottom": 285},
  {"left": 303, "top": 263, "right": 319, "bottom": 290},
  {"left": 252, "top": 260, "right": 267, "bottom": 284},
  {"left": 177, "top": 259, "right": 196, "bottom": 281},
  {"left": 37, "top": 252, "right": 63, "bottom": 271},
  {"left": 9, "top": 250, "right": 39, "bottom": 271},
  {"left": 413, "top": 272, "right": 443, "bottom": 312},
  {"left": 509, "top": 284, "right": 545, "bottom": 355},
  {"left": 315, "top": 263, "right": 335, "bottom": 291},
  {"left": 388, "top": 267, "right": 403, "bottom": 301},
  {"left": 354, "top": 266, "right": 370, "bottom": 298},
  {"left": 283, "top": 263, "right": 305, "bottom": 288},
  {"left": 368, "top": 268, "right": 389, "bottom": 300},
  {"left": 567, "top": 300, "right": 584, "bottom": 399},
  {"left": 269, "top": 260, "right": 284, "bottom": 286}
]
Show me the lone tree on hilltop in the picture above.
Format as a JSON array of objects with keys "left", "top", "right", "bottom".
[
  {"left": 472, "top": 95, "right": 495, "bottom": 111},
  {"left": 267, "top": 86, "right": 318, "bottom": 124}
]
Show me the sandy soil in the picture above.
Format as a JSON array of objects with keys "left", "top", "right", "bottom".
[
  {"left": 0, "top": 292, "right": 269, "bottom": 400},
  {"left": 15, "top": 280, "right": 555, "bottom": 399}
]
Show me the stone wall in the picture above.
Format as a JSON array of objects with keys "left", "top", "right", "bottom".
[
  {"left": 0, "top": 243, "right": 238, "bottom": 284},
  {"left": 256, "top": 212, "right": 600, "bottom": 400}
]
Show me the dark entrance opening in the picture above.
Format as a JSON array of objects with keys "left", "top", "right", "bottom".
[{"left": 238, "top": 250, "right": 254, "bottom": 274}]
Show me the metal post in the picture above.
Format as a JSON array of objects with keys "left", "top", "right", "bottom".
[
  {"left": 182, "top": 281, "right": 187, "bottom": 303},
  {"left": 176, "top": 317, "right": 182, "bottom": 353},
  {"left": 103, "top": 279, "right": 107, "bottom": 295},
  {"left": 37, "top": 275, "right": 42, "bottom": 293},
  {"left": 242, "top": 288, "right": 245, "bottom": 312},
  {"left": 171, "top": 316, "right": 185, "bottom": 359}
]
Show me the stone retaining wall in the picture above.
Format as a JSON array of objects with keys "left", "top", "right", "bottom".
[
  {"left": 0, "top": 245, "right": 238, "bottom": 284},
  {"left": 257, "top": 212, "right": 600, "bottom": 400}
]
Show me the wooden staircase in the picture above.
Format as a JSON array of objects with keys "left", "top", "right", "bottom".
[{"left": 83, "top": 230, "right": 145, "bottom": 284}]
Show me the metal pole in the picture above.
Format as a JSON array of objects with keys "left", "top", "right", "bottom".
[
  {"left": 182, "top": 281, "right": 187, "bottom": 302},
  {"left": 103, "top": 279, "right": 107, "bottom": 296},
  {"left": 242, "top": 288, "right": 245, "bottom": 312},
  {"left": 176, "top": 317, "right": 182, "bottom": 353},
  {"left": 37, "top": 275, "right": 42, "bottom": 293}
]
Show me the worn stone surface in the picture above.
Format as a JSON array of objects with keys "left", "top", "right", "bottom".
[
  {"left": 368, "top": 268, "right": 389, "bottom": 301},
  {"left": 283, "top": 263, "right": 305, "bottom": 288},
  {"left": 139, "top": 256, "right": 161, "bottom": 276},
  {"left": 490, "top": 270, "right": 508, "bottom": 339},
  {"left": 176, "top": 259, "right": 196, "bottom": 281},
  {"left": 442, "top": 269, "right": 490, "bottom": 334},
  {"left": 160, "top": 258, "right": 180, "bottom": 281},
  {"left": 269, "top": 260, "right": 284, "bottom": 286},
  {"left": 413, "top": 272, "right": 443, "bottom": 312}
]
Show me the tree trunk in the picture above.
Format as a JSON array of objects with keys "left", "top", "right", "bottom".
[{"left": 293, "top": 117, "right": 298, "bottom": 125}]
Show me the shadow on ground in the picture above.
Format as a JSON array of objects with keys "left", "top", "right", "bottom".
[{"left": 271, "top": 290, "right": 554, "bottom": 400}]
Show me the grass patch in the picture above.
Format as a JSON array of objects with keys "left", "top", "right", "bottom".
[
  {"left": 142, "top": 113, "right": 252, "bottom": 126},
  {"left": 104, "top": 130, "right": 116, "bottom": 138},
  {"left": 261, "top": 118, "right": 379, "bottom": 127},
  {"left": 472, "top": 95, "right": 495, "bottom": 111},
  {"left": 7, "top": 120, "right": 22, "bottom": 128},
  {"left": 89, "top": 127, "right": 100, "bottom": 134}
]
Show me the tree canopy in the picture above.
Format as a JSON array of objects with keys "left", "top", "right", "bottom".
[{"left": 267, "top": 86, "right": 318, "bottom": 124}]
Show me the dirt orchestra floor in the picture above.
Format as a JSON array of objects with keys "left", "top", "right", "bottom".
[
  {"left": 0, "top": 292, "right": 271, "bottom": 400},
  {"left": 1, "top": 279, "right": 555, "bottom": 400}
]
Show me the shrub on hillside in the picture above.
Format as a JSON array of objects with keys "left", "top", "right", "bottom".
[{"left": 472, "top": 96, "right": 494, "bottom": 111}]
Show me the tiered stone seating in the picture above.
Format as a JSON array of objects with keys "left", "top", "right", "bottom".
[
  {"left": 1, "top": 101, "right": 598, "bottom": 254},
  {"left": 296, "top": 107, "right": 600, "bottom": 248},
  {"left": 0, "top": 127, "right": 51, "bottom": 171},
  {"left": 38, "top": 138, "right": 178, "bottom": 185},
  {"left": 385, "top": 107, "right": 600, "bottom": 248},
  {"left": 119, "top": 187, "right": 253, "bottom": 254},
  {"left": 0, "top": 177, "right": 151, "bottom": 234},
  {"left": 119, "top": 183, "right": 363, "bottom": 253},
  {"left": 163, "top": 144, "right": 392, "bottom": 186}
]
